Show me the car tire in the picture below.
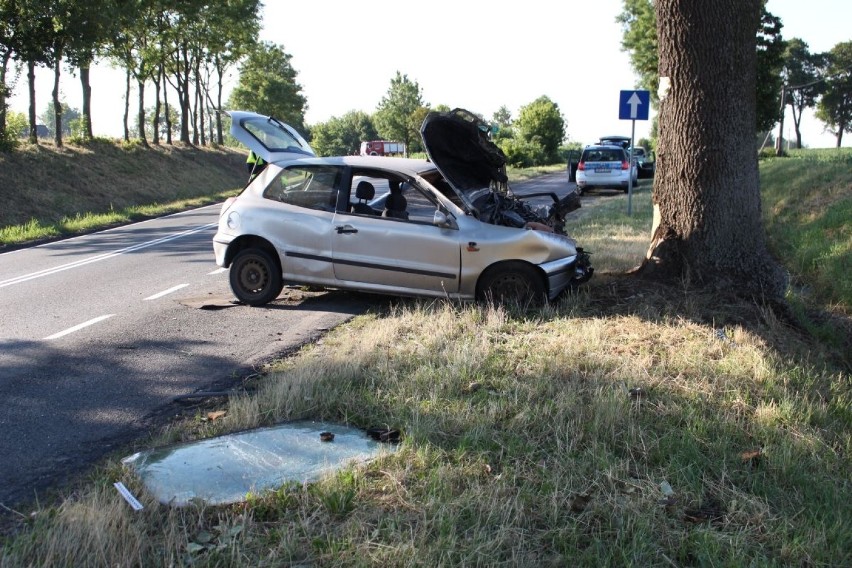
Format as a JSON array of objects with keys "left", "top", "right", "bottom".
[
  {"left": 229, "top": 248, "right": 283, "bottom": 306},
  {"left": 476, "top": 261, "right": 547, "bottom": 306}
]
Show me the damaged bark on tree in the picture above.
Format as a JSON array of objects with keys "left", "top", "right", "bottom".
[{"left": 639, "top": 0, "right": 787, "bottom": 300}]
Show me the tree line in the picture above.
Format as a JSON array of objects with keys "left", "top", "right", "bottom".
[
  {"left": 618, "top": 0, "right": 852, "bottom": 149},
  {"left": 0, "top": 0, "right": 567, "bottom": 167},
  {"left": 308, "top": 70, "right": 570, "bottom": 167},
  {"left": 0, "top": 0, "right": 262, "bottom": 149}
]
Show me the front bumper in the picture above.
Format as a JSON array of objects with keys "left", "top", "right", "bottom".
[{"left": 539, "top": 249, "right": 593, "bottom": 300}]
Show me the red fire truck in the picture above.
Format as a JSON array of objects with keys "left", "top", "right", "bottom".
[{"left": 359, "top": 140, "right": 406, "bottom": 156}]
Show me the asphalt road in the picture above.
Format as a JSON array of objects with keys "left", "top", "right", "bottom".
[
  {"left": 0, "top": 171, "right": 587, "bottom": 516},
  {"left": 0, "top": 205, "right": 375, "bottom": 513}
]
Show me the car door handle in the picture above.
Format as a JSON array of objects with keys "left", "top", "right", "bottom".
[{"left": 336, "top": 225, "right": 358, "bottom": 234}]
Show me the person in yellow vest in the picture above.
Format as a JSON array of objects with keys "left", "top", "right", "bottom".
[{"left": 246, "top": 151, "right": 267, "bottom": 181}]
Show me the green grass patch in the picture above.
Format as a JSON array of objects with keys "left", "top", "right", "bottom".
[
  {"left": 1, "top": 150, "right": 850, "bottom": 566},
  {"left": 0, "top": 190, "right": 239, "bottom": 247},
  {"left": 760, "top": 149, "right": 852, "bottom": 312}
]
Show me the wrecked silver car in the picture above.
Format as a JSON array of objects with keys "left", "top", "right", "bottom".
[{"left": 213, "top": 108, "right": 592, "bottom": 306}]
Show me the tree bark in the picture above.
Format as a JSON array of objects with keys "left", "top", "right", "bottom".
[
  {"left": 163, "top": 63, "right": 172, "bottom": 145},
  {"left": 775, "top": 84, "right": 786, "bottom": 155},
  {"left": 123, "top": 69, "right": 130, "bottom": 142},
  {"left": 640, "top": 0, "right": 787, "bottom": 300},
  {"left": 0, "top": 52, "right": 10, "bottom": 135},
  {"left": 27, "top": 61, "right": 37, "bottom": 144},
  {"left": 137, "top": 79, "right": 148, "bottom": 147},
  {"left": 52, "top": 49, "right": 63, "bottom": 148},
  {"left": 80, "top": 65, "right": 93, "bottom": 140},
  {"left": 153, "top": 66, "right": 161, "bottom": 145}
]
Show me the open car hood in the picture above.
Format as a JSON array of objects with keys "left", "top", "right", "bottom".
[
  {"left": 227, "top": 110, "right": 315, "bottom": 163},
  {"left": 420, "top": 108, "right": 508, "bottom": 204},
  {"left": 420, "top": 107, "right": 581, "bottom": 236}
]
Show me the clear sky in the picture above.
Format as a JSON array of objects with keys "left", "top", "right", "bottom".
[{"left": 7, "top": 0, "right": 851, "bottom": 148}]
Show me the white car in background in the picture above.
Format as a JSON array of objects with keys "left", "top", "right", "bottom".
[
  {"left": 575, "top": 144, "right": 638, "bottom": 194},
  {"left": 213, "top": 109, "right": 593, "bottom": 306}
]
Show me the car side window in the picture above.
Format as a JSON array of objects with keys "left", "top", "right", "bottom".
[
  {"left": 346, "top": 174, "right": 440, "bottom": 224},
  {"left": 264, "top": 166, "right": 341, "bottom": 211},
  {"left": 403, "top": 184, "right": 441, "bottom": 223}
]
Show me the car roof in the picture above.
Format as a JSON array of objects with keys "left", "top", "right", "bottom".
[
  {"left": 269, "top": 154, "right": 440, "bottom": 177},
  {"left": 583, "top": 144, "right": 625, "bottom": 151}
]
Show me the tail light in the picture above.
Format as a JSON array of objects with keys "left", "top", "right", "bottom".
[
  {"left": 577, "top": 161, "right": 586, "bottom": 171},
  {"left": 621, "top": 161, "right": 629, "bottom": 170}
]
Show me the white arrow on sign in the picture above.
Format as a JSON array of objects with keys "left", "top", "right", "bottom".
[{"left": 627, "top": 92, "right": 643, "bottom": 119}]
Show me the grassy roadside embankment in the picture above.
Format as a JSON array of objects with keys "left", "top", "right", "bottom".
[
  {"left": 0, "top": 139, "right": 248, "bottom": 248},
  {"left": 0, "top": 147, "right": 849, "bottom": 566}
]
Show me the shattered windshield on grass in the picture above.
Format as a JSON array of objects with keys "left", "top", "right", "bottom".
[{"left": 123, "top": 421, "right": 398, "bottom": 506}]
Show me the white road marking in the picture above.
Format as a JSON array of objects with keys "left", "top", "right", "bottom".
[
  {"left": 44, "top": 314, "right": 115, "bottom": 340},
  {"left": 208, "top": 267, "right": 227, "bottom": 275},
  {"left": 0, "top": 223, "right": 217, "bottom": 289},
  {"left": 144, "top": 284, "right": 189, "bottom": 301}
]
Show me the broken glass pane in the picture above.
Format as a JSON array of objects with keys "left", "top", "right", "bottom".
[{"left": 122, "top": 421, "right": 397, "bottom": 506}]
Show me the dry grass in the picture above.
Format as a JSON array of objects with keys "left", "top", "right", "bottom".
[
  {"left": 1, "top": 158, "right": 849, "bottom": 567},
  {"left": 3, "top": 278, "right": 848, "bottom": 566}
]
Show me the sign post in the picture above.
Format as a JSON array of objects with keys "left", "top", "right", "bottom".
[{"left": 618, "top": 90, "right": 650, "bottom": 216}]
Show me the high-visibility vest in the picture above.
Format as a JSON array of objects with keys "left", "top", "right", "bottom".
[{"left": 246, "top": 151, "right": 265, "bottom": 166}]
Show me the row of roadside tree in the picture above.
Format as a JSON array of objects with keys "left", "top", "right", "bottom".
[
  {"left": 0, "top": 0, "right": 263, "bottom": 149},
  {"left": 618, "top": 0, "right": 852, "bottom": 149}
]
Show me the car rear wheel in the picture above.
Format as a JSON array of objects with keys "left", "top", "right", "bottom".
[
  {"left": 229, "top": 248, "right": 283, "bottom": 306},
  {"left": 476, "top": 261, "right": 547, "bottom": 306}
]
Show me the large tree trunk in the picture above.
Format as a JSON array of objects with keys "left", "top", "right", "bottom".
[
  {"left": 0, "top": 52, "right": 10, "bottom": 135},
  {"left": 791, "top": 102, "right": 803, "bottom": 149},
  {"left": 52, "top": 49, "right": 63, "bottom": 148},
  {"left": 80, "top": 65, "right": 93, "bottom": 140},
  {"left": 152, "top": 66, "right": 161, "bottom": 145},
  {"left": 123, "top": 69, "right": 130, "bottom": 142},
  {"left": 215, "top": 57, "right": 224, "bottom": 145},
  {"left": 178, "top": 42, "right": 191, "bottom": 144},
  {"left": 27, "top": 61, "right": 37, "bottom": 144},
  {"left": 640, "top": 0, "right": 787, "bottom": 299},
  {"left": 137, "top": 79, "right": 148, "bottom": 147},
  {"left": 162, "top": 64, "right": 172, "bottom": 145}
]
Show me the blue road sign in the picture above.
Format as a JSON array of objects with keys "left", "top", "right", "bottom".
[{"left": 619, "top": 90, "right": 650, "bottom": 121}]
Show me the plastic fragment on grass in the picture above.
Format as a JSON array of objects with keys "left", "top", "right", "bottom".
[{"left": 114, "top": 481, "right": 144, "bottom": 511}]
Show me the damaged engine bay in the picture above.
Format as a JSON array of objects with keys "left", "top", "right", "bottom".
[
  {"left": 420, "top": 107, "right": 583, "bottom": 237},
  {"left": 470, "top": 183, "right": 582, "bottom": 236}
]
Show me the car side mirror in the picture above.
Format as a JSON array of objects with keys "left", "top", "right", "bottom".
[{"left": 433, "top": 210, "right": 457, "bottom": 229}]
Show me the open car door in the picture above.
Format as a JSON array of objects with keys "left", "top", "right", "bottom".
[{"left": 227, "top": 110, "right": 315, "bottom": 163}]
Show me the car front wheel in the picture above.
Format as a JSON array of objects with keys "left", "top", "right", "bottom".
[
  {"left": 476, "top": 261, "right": 547, "bottom": 306},
  {"left": 229, "top": 248, "right": 283, "bottom": 306}
]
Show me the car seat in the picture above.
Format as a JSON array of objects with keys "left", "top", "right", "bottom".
[
  {"left": 383, "top": 192, "right": 409, "bottom": 219},
  {"left": 351, "top": 181, "right": 379, "bottom": 215},
  {"left": 383, "top": 180, "right": 409, "bottom": 219}
]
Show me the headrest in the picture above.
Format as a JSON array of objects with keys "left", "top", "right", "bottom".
[
  {"left": 355, "top": 181, "right": 375, "bottom": 200},
  {"left": 385, "top": 193, "right": 407, "bottom": 211}
]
